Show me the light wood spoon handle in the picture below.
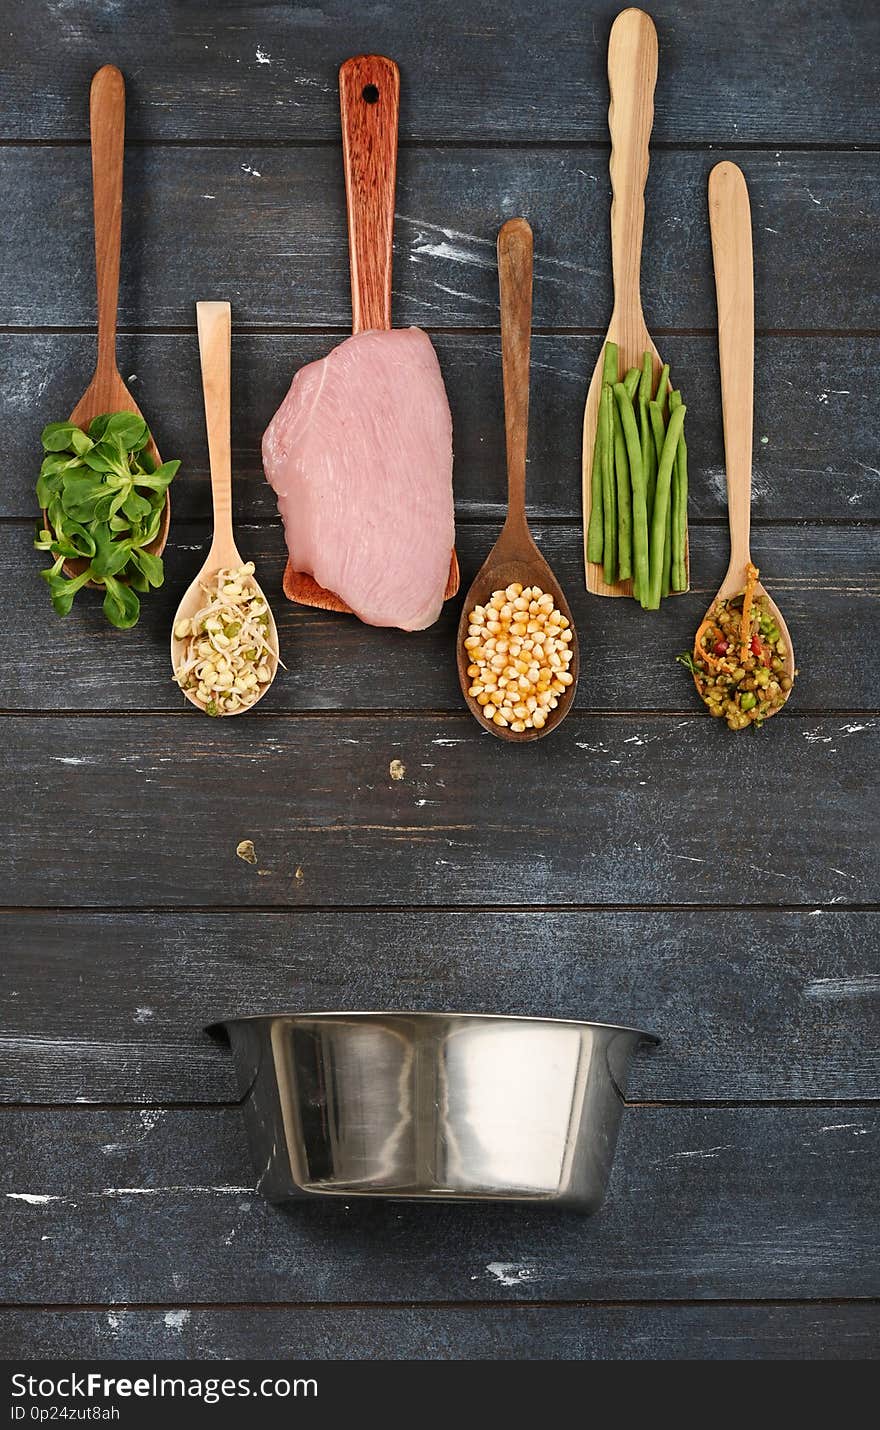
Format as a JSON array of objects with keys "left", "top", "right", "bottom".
[
  {"left": 709, "top": 161, "right": 755, "bottom": 586},
  {"left": 339, "top": 54, "right": 400, "bottom": 334},
  {"left": 607, "top": 9, "right": 657, "bottom": 335},
  {"left": 498, "top": 218, "right": 533, "bottom": 531},
  {"left": 196, "top": 301, "right": 236, "bottom": 560},
  {"left": 89, "top": 65, "right": 125, "bottom": 378}
]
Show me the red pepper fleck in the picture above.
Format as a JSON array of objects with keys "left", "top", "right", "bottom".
[
  {"left": 751, "top": 634, "right": 762, "bottom": 657},
  {"left": 714, "top": 639, "right": 729, "bottom": 655}
]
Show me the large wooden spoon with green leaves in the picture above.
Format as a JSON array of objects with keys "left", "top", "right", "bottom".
[{"left": 61, "top": 66, "right": 169, "bottom": 579}]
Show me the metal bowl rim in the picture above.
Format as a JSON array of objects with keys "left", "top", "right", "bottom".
[{"left": 207, "top": 1009, "right": 660, "bottom": 1044}]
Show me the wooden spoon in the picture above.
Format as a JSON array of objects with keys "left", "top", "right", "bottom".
[
  {"left": 282, "top": 53, "right": 459, "bottom": 612},
  {"left": 581, "top": 9, "right": 687, "bottom": 596},
  {"left": 698, "top": 162, "right": 795, "bottom": 705},
  {"left": 456, "top": 219, "right": 579, "bottom": 742},
  {"left": 170, "top": 302, "right": 279, "bottom": 714},
  {"left": 52, "top": 65, "right": 169, "bottom": 583}
]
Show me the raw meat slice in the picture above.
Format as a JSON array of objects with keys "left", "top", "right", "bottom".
[{"left": 262, "top": 327, "right": 454, "bottom": 631}]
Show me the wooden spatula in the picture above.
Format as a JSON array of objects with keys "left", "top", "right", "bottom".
[
  {"left": 282, "top": 54, "right": 459, "bottom": 610},
  {"left": 581, "top": 9, "right": 686, "bottom": 597},
  {"left": 53, "top": 66, "right": 169, "bottom": 582}
]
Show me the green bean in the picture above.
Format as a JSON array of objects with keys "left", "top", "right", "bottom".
[
  {"left": 613, "top": 382, "right": 649, "bottom": 601},
  {"left": 587, "top": 343, "right": 620, "bottom": 564},
  {"left": 646, "top": 403, "right": 686, "bottom": 610},
  {"left": 586, "top": 428, "right": 604, "bottom": 562},
  {"left": 648, "top": 399, "right": 665, "bottom": 466},
  {"left": 640, "top": 398, "right": 656, "bottom": 525},
  {"left": 669, "top": 389, "right": 689, "bottom": 591},
  {"left": 638, "top": 350, "right": 653, "bottom": 404},
  {"left": 655, "top": 363, "right": 671, "bottom": 411},
  {"left": 613, "top": 399, "right": 632, "bottom": 581},
  {"left": 603, "top": 340, "right": 619, "bottom": 388},
  {"left": 601, "top": 383, "right": 617, "bottom": 585},
  {"left": 649, "top": 400, "right": 672, "bottom": 598},
  {"left": 623, "top": 367, "right": 641, "bottom": 400}
]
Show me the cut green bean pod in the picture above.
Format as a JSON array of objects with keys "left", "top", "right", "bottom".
[
  {"left": 646, "top": 403, "right": 686, "bottom": 610},
  {"left": 613, "top": 400, "right": 632, "bottom": 581},
  {"left": 613, "top": 382, "right": 649, "bottom": 600},
  {"left": 600, "top": 383, "right": 617, "bottom": 585}
]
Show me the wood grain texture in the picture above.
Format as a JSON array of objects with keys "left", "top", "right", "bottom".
[
  {"left": 5, "top": 523, "right": 878, "bottom": 712},
  {"left": 2, "top": 0, "right": 878, "bottom": 144},
  {"left": 1, "top": 1106, "right": 877, "bottom": 1302},
  {"left": 2, "top": 910, "right": 878, "bottom": 1104},
  {"left": 0, "top": 714, "right": 875, "bottom": 908},
  {"left": 2, "top": 333, "right": 876, "bottom": 523},
  {"left": 1, "top": 149, "right": 876, "bottom": 331},
  {"left": 3, "top": 1303, "right": 876, "bottom": 1361},
  {"left": 340, "top": 55, "right": 399, "bottom": 335}
]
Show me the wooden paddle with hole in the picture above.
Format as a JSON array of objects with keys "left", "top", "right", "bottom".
[
  {"left": 581, "top": 9, "right": 686, "bottom": 597},
  {"left": 282, "top": 54, "right": 459, "bottom": 609},
  {"left": 55, "top": 65, "right": 169, "bottom": 583}
]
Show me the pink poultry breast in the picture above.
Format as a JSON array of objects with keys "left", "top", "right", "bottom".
[{"left": 262, "top": 327, "right": 454, "bottom": 631}]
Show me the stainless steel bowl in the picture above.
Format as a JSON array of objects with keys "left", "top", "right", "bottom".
[{"left": 211, "top": 1012, "right": 658, "bottom": 1212}]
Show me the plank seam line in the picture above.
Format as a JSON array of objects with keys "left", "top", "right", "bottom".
[
  {"left": 0, "top": 708, "right": 877, "bottom": 721},
  {"left": 2, "top": 1297, "right": 879, "bottom": 1313},
  {"left": 6, "top": 515, "right": 880, "bottom": 531},
  {"left": 2, "top": 902, "right": 878, "bottom": 915},
  {"left": 1, "top": 1099, "right": 877, "bottom": 1114},
  {"left": 2, "top": 138, "right": 879, "bottom": 154},
  {"left": 2, "top": 325, "right": 879, "bottom": 340}
]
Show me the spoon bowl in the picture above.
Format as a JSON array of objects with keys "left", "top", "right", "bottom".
[
  {"left": 170, "top": 302, "right": 279, "bottom": 716},
  {"left": 46, "top": 66, "right": 169, "bottom": 584},
  {"left": 696, "top": 162, "right": 795, "bottom": 715},
  {"left": 457, "top": 219, "right": 579, "bottom": 742}
]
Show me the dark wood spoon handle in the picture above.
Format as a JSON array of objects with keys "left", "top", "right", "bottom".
[
  {"left": 339, "top": 54, "right": 400, "bottom": 334},
  {"left": 89, "top": 65, "right": 125, "bottom": 379},
  {"left": 497, "top": 217, "right": 534, "bottom": 530}
]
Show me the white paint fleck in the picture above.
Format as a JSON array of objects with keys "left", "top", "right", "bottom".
[
  {"left": 432, "top": 737, "right": 464, "bottom": 746},
  {"left": 486, "top": 1261, "right": 538, "bottom": 1287},
  {"left": 240, "top": 163, "right": 262, "bottom": 178},
  {"left": 202, "top": 193, "right": 216, "bottom": 200},
  {"left": 819, "top": 1123, "right": 869, "bottom": 1135},
  {"left": 803, "top": 728, "right": 833, "bottom": 744},
  {"left": 255, "top": 46, "right": 272, "bottom": 64},
  {"left": 163, "top": 1310, "right": 191, "bottom": 1332},
  {"left": 804, "top": 975, "right": 880, "bottom": 1000},
  {"left": 666, "top": 1144, "right": 733, "bottom": 1161},
  {"left": 806, "top": 186, "right": 822, "bottom": 207},
  {"left": 51, "top": 756, "right": 91, "bottom": 766},
  {"left": 99, "top": 1185, "right": 251, "bottom": 1198},
  {"left": 134, "top": 1007, "right": 155, "bottom": 1024},
  {"left": 7, "top": 1192, "right": 60, "bottom": 1205},
  {"left": 106, "top": 1312, "right": 121, "bottom": 1337}
]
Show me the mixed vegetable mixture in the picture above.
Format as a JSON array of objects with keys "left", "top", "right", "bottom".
[
  {"left": 35, "top": 413, "right": 178, "bottom": 628},
  {"left": 173, "top": 563, "right": 276, "bottom": 716},
  {"left": 586, "top": 342, "right": 688, "bottom": 608},
  {"left": 679, "top": 563, "right": 795, "bottom": 729}
]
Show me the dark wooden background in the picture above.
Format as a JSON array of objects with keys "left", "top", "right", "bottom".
[{"left": 1, "top": 0, "right": 878, "bottom": 1362}]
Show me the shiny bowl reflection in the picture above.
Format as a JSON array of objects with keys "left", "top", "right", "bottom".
[{"left": 210, "top": 1011, "right": 659, "bottom": 1212}]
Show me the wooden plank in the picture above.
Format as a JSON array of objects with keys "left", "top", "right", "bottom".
[
  {"left": 5, "top": 522, "right": 878, "bottom": 714},
  {"left": 1, "top": 1106, "right": 877, "bottom": 1302},
  {"left": 3, "top": 0, "right": 878, "bottom": 145},
  {"left": 1, "top": 1303, "right": 876, "bottom": 1361},
  {"left": 2, "top": 333, "right": 877, "bottom": 523},
  {"left": 1, "top": 148, "right": 876, "bottom": 331},
  {"left": 0, "top": 714, "right": 875, "bottom": 908},
  {"left": 2, "top": 910, "right": 878, "bottom": 1104}
]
